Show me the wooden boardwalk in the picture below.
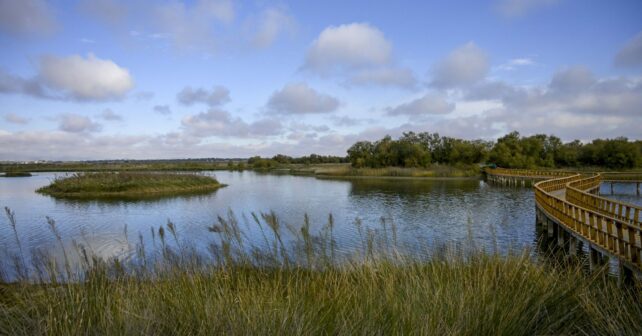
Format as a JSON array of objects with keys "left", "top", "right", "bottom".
[{"left": 486, "top": 168, "right": 642, "bottom": 282}]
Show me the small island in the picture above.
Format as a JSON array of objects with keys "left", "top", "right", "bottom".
[
  {"left": 37, "top": 172, "right": 225, "bottom": 199},
  {"left": 2, "top": 171, "right": 32, "bottom": 177}
]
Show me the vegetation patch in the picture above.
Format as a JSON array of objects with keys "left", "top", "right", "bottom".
[
  {"left": 1, "top": 171, "right": 32, "bottom": 177},
  {"left": 36, "top": 172, "right": 225, "bottom": 198}
]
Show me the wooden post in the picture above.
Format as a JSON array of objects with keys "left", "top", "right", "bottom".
[
  {"left": 589, "top": 245, "right": 601, "bottom": 271},
  {"left": 569, "top": 236, "right": 577, "bottom": 256},
  {"left": 619, "top": 262, "right": 634, "bottom": 287},
  {"left": 610, "top": 182, "right": 614, "bottom": 195},
  {"left": 557, "top": 225, "right": 566, "bottom": 247}
]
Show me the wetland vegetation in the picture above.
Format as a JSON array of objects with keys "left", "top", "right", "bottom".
[
  {"left": 1, "top": 171, "right": 32, "bottom": 177},
  {"left": 35, "top": 172, "right": 225, "bottom": 199},
  {"left": 0, "top": 210, "right": 640, "bottom": 335}
]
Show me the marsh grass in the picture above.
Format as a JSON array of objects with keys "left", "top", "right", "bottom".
[
  {"left": 36, "top": 172, "right": 225, "bottom": 198},
  {"left": 0, "top": 208, "right": 641, "bottom": 335}
]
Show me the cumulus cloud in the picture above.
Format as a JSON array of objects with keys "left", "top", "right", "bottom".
[
  {"left": 99, "top": 109, "right": 123, "bottom": 121},
  {"left": 615, "top": 31, "right": 642, "bottom": 68},
  {"left": 38, "top": 53, "right": 134, "bottom": 100},
  {"left": 0, "top": 0, "right": 58, "bottom": 36},
  {"left": 58, "top": 114, "right": 102, "bottom": 133},
  {"left": 251, "top": 7, "right": 296, "bottom": 48},
  {"left": 301, "top": 23, "right": 416, "bottom": 89},
  {"left": 431, "top": 42, "right": 489, "bottom": 88},
  {"left": 182, "top": 108, "right": 282, "bottom": 138},
  {"left": 153, "top": 105, "right": 172, "bottom": 115},
  {"left": 177, "top": 86, "right": 230, "bottom": 107},
  {"left": 387, "top": 94, "right": 455, "bottom": 117},
  {"left": 267, "top": 83, "right": 340, "bottom": 115},
  {"left": 3, "top": 113, "right": 29, "bottom": 124},
  {"left": 495, "top": 0, "right": 559, "bottom": 18},
  {"left": 1, "top": 54, "right": 133, "bottom": 101},
  {"left": 461, "top": 66, "right": 642, "bottom": 140},
  {"left": 303, "top": 23, "right": 392, "bottom": 72}
]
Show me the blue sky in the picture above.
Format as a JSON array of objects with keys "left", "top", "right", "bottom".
[{"left": 1, "top": 0, "right": 641, "bottom": 160}]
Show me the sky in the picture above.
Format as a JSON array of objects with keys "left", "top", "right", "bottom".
[{"left": 0, "top": 0, "right": 641, "bottom": 161}]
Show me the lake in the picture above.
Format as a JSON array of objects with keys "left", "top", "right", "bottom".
[{"left": 1, "top": 171, "right": 639, "bottom": 275}]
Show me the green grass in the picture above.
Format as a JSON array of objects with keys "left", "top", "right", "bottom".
[
  {"left": 3, "top": 253, "right": 641, "bottom": 335},
  {"left": 0, "top": 209, "right": 640, "bottom": 335},
  {"left": 1, "top": 171, "right": 32, "bottom": 177},
  {"left": 36, "top": 172, "right": 225, "bottom": 198}
]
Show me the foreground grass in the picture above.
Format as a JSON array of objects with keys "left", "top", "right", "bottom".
[
  {"left": 1, "top": 253, "right": 640, "bottom": 335},
  {"left": 36, "top": 172, "right": 225, "bottom": 198},
  {"left": 0, "top": 209, "right": 640, "bottom": 335}
]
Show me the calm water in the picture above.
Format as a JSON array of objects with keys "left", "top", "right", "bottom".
[{"left": 0, "top": 171, "right": 639, "bottom": 270}]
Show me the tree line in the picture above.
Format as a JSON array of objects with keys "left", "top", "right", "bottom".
[{"left": 346, "top": 131, "right": 642, "bottom": 169}]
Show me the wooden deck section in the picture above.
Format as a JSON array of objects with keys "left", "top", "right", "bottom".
[{"left": 486, "top": 168, "right": 642, "bottom": 281}]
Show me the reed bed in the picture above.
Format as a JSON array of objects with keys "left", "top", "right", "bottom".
[{"left": 0, "top": 208, "right": 640, "bottom": 335}]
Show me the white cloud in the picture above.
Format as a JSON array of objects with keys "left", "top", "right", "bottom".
[
  {"left": 0, "top": 54, "right": 133, "bottom": 101},
  {"left": 251, "top": 7, "right": 296, "bottom": 48},
  {"left": 99, "top": 109, "right": 122, "bottom": 121},
  {"left": 496, "top": 0, "right": 559, "bottom": 18},
  {"left": 182, "top": 108, "right": 282, "bottom": 138},
  {"left": 177, "top": 86, "right": 230, "bottom": 107},
  {"left": 58, "top": 114, "right": 102, "bottom": 133},
  {"left": 303, "top": 23, "right": 392, "bottom": 73},
  {"left": 39, "top": 53, "right": 134, "bottom": 100},
  {"left": 153, "top": 105, "right": 172, "bottom": 115},
  {"left": 3, "top": 113, "right": 29, "bottom": 125},
  {"left": 431, "top": 42, "right": 489, "bottom": 88},
  {"left": 267, "top": 83, "right": 340, "bottom": 114},
  {"left": 615, "top": 31, "right": 642, "bottom": 68},
  {"left": 0, "top": 0, "right": 58, "bottom": 36},
  {"left": 387, "top": 94, "right": 455, "bottom": 117},
  {"left": 461, "top": 67, "right": 642, "bottom": 140}
]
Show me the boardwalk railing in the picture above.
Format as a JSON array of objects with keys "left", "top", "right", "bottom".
[
  {"left": 486, "top": 168, "right": 642, "bottom": 274},
  {"left": 566, "top": 174, "right": 641, "bottom": 227}
]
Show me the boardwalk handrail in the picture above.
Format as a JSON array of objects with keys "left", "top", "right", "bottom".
[
  {"left": 566, "top": 174, "right": 642, "bottom": 227},
  {"left": 486, "top": 168, "right": 642, "bottom": 272}
]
